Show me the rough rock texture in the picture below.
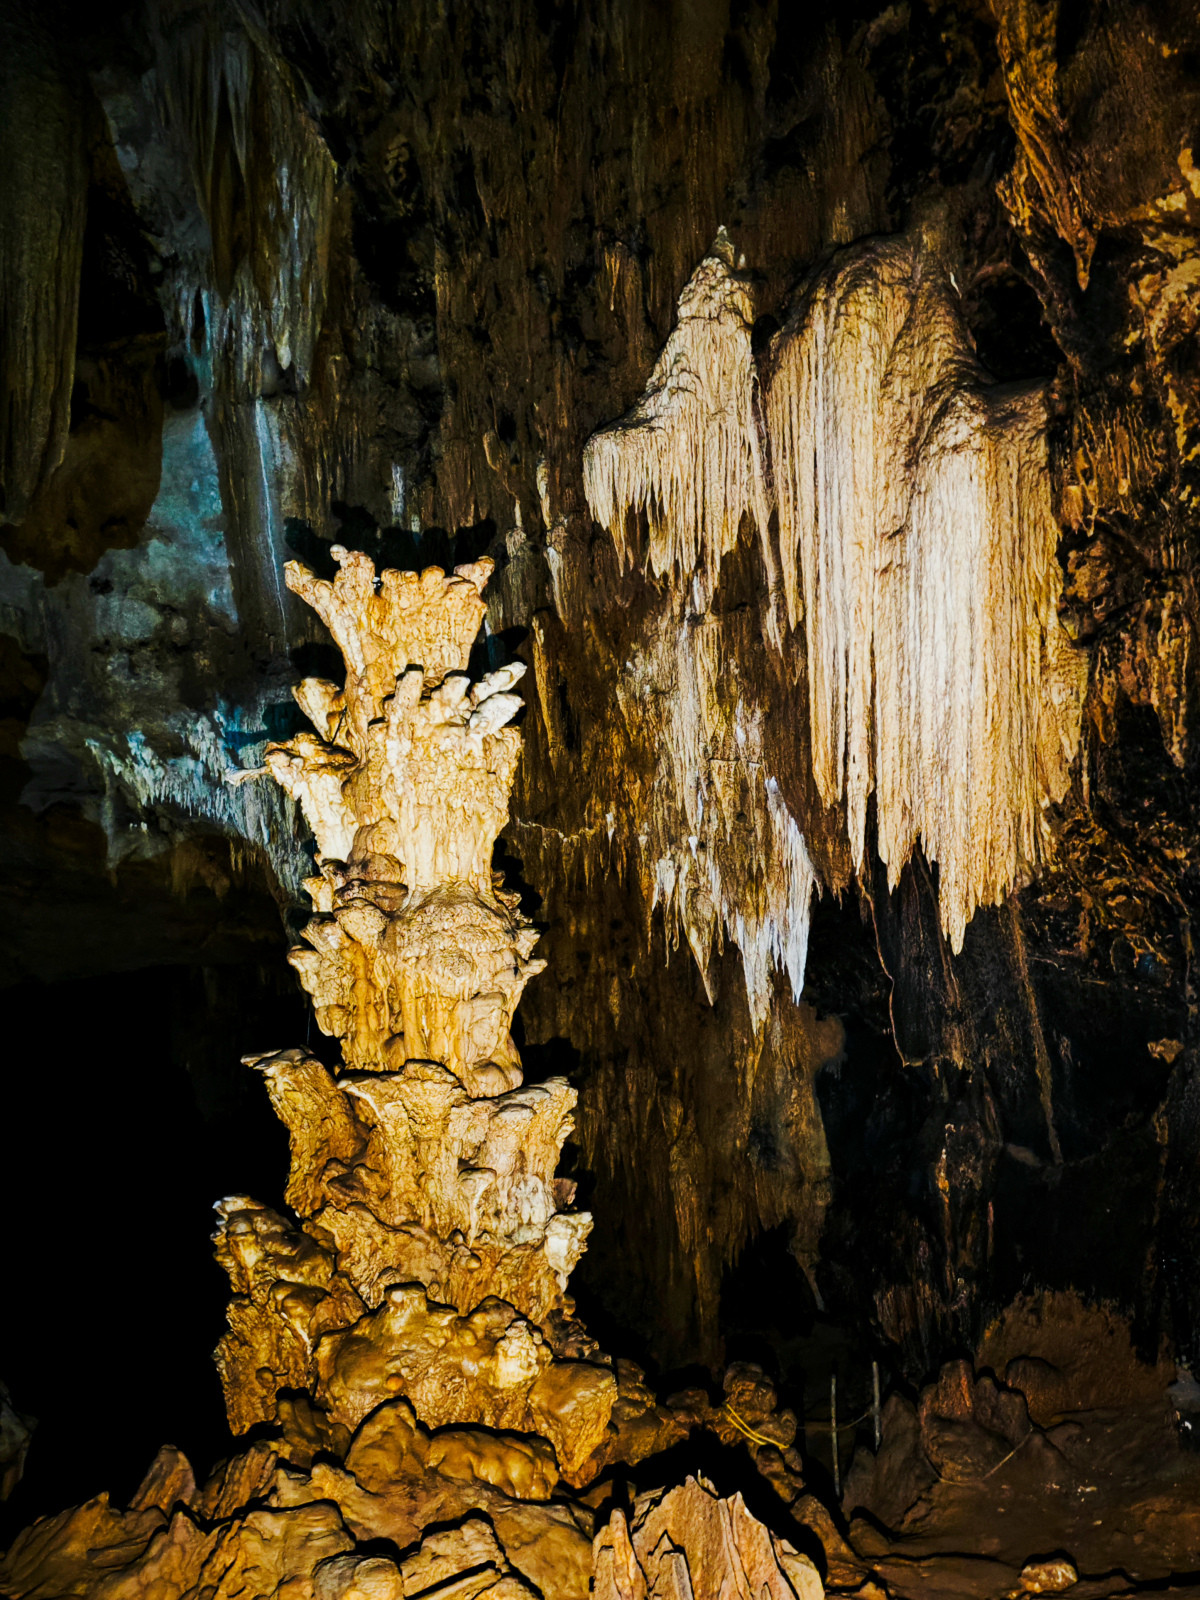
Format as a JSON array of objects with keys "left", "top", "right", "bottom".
[
  {"left": 584, "top": 231, "right": 772, "bottom": 613},
  {"left": 208, "top": 550, "right": 616, "bottom": 1484},
  {"left": 0, "top": 1418, "right": 596, "bottom": 1600},
  {"left": 3, "top": 0, "right": 1200, "bottom": 1581},
  {"left": 594, "top": 1478, "right": 823, "bottom": 1600}
]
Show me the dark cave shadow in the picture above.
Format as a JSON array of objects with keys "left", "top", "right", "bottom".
[
  {"left": 514, "top": 1033, "right": 582, "bottom": 1090},
  {"left": 284, "top": 510, "right": 499, "bottom": 581},
  {"left": 220, "top": 698, "right": 311, "bottom": 752},
  {"left": 0, "top": 960, "right": 305, "bottom": 1542},
  {"left": 469, "top": 624, "right": 527, "bottom": 683},
  {"left": 492, "top": 837, "right": 543, "bottom": 918},
  {"left": 290, "top": 640, "right": 345, "bottom": 683}
]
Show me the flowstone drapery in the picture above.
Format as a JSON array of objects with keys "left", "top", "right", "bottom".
[
  {"left": 765, "top": 235, "right": 1087, "bottom": 952},
  {"left": 219, "top": 548, "right": 611, "bottom": 1478},
  {"left": 584, "top": 232, "right": 1086, "bottom": 979}
]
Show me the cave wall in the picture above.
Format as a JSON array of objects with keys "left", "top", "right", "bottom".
[{"left": 2, "top": 0, "right": 1200, "bottom": 1422}]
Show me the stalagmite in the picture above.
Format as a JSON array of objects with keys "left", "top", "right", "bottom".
[
  {"left": 214, "top": 546, "right": 612, "bottom": 1476},
  {"left": 1, "top": 545, "right": 824, "bottom": 1600},
  {"left": 766, "top": 235, "right": 1086, "bottom": 949},
  {"left": 593, "top": 1478, "right": 822, "bottom": 1600}
]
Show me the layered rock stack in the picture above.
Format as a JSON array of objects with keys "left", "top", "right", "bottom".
[
  {"left": 0, "top": 547, "right": 826, "bottom": 1600},
  {"left": 219, "top": 547, "right": 615, "bottom": 1482}
]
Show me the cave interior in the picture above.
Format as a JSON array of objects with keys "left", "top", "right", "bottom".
[{"left": 2, "top": 0, "right": 1200, "bottom": 1596}]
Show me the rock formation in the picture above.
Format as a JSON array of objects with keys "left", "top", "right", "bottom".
[
  {"left": 594, "top": 1478, "right": 823, "bottom": 1600},
  {"left": 581, "top": 234, "right": 818, "bottom": 1028},
  {"left": 765, "top": 233, "right": 1087, "bottom": 952},
  {"left": 0, "top": 1384, "right": 35, "bottom": 1504},
  {"left": 583, "top": 229, "right": 773, "bottom": 617},
  {"left": 216, "top": 547, "right": 615, "bottom": 1481},
  {"left": 584, "top": 229, "right": 1087, "bottom": 975},
  {"left": 0, "top": 549, "right": 826, "bottom": 1599}
]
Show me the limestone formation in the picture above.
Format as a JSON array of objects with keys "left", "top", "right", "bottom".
[
  {"left": 766, "top": 234, "right": 1087, "bottom": 952},
  {"left": 589, "top": 596, "right": 818, "bottom": 1031},
  {"left": 585, "top": 230, "right": 1086, "bottom": 978},
  {"left": 593, "top": 1478, "right": 823, "bottom": 1600},
  {"left": 216, "top": 547, "right": 613, "bottom": 1477},
  {"left": 249, "top": 552, "right": 545, "bottom": 1084},
  {"left": 583, "top": 229, "right": 773, "bottom": 614},
  {"left": 8, "top": 4, "right": 1200, "bottom": 1594},
  {"left": 0, "top": 1416, "right": 595, "bottom": 1600},
  {"left": 580, "top": 239, "right": 817, "bottom": 1028},
  {"left": 0, "top": 546, "right": 830, "bottom": 1600}
]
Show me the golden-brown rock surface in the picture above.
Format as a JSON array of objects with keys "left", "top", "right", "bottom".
[
  {"left": 593, "top": 1477, "right": 823, "bottom": 1600},
  {"left": 215, "top": 549, "right": 615, "bottom": 1475}
]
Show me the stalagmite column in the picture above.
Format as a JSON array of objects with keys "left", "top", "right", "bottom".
[
  {"left": 220, "top": 547, "right": 614, "bottom": 1481},
  {"left": 0, "top": 544, "right": 828, "bottom": 1600}
]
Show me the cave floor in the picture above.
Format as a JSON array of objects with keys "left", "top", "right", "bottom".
[{"left": 846, "top": 1400, "right": 1200, "bottom": 1599}]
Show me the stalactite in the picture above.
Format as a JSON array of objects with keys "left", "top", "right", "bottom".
[
  {"left": 580, "top": 243, "right": 815, "bottom": 1023},
  {"left": 92, "top": 16, "right": 344, "bottom": 656},
  {"left": 153, "top": 22, "right": 334, "bottom": 398},
  {"left": 585, "top": 230, "right": 1084, "bottom": 960},
  {"left": 631, "top": 612, "right": 817, "bottom": 1028},
  {"left": 765, "top": 235, "right": 1086, "bottom": 950},
  {"left": 520, "top": 592, "right": 818, "bottom": 1031},
  {"left": 992, "top": 0, "right": 1097, "bottom": 291},
  {"left": 85, "top": 700, "right": 308, "bottom": 895},
  {"left": 583, "top": 231, "right": 774, "bottom": 616},
  {"left": 0, "top": 19, "right": 87, "bottom": 523}
]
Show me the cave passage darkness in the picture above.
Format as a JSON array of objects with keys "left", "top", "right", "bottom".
[
  {"left": 0, "top": 961, "right": 301, "bottom": 1540},
  {"left": 2, "top": 0, "right": 1200, "bottom": 1592}
]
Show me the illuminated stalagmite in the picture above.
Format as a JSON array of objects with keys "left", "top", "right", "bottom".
[
  {"left": 0, "top": 548, "right": 825, "bottom": 1600},
  {"left": 585, "top": 234, "right": 1085, "bottom": 980},
  {"left": 220, "top": 548, "right": 610, "bottom": 1476}
]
